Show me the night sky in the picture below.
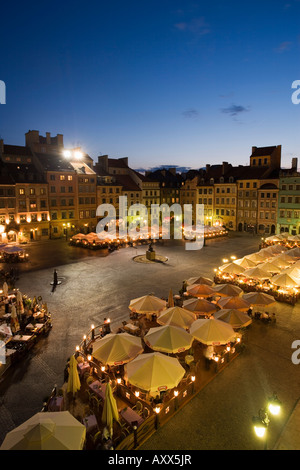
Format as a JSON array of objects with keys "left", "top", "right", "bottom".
[{"left": 0, "top": 0, "right": 299, "bottom": 170}]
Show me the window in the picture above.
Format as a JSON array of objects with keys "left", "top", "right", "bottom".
[
  {"left": 50, "top": 186, "right": 55, "bottom": 193},
  {"left": 60, "top": 175, "right": 65, "bottom": 181},
  {"left": 51, "top": 212, "right": 58, "bottom": 220},
  {"left": 61, "top": 211, "right": 67, "bottom": 219},
  {"left": 42, "top": 228, "right": 49, "bottom": 236},
  {"left": 69, "top": 211, "right": 74, "bottom": 218},
  {"left": 68, "top": 186, "right": 73, "bottom": 193},
  {"left": 19, "top": 188, "right": 25, "bottom": 195},
  {"left": 40, "top": 188, "right": 46, "bottom": 195},
  {"left": 68, "top": 175, "right": 73, "bottom": 181},
  {"left": 30, "top": 200, "right": 37, "bottom": 210},
  {"left": 50, "top": 175, "right": 55, "bottom": 181},
  {"left": 60, "top": 186, "right": 65, "bottom": 193}
]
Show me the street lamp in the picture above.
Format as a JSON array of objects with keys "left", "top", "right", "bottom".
[{"left": 252, "top": 393, "right": 281, "bottom": 449}]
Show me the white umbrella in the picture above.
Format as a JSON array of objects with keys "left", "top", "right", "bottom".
[
  {"left": 2, "top": 282, "right": 8, "bottom": 296},
  {"left": 242, "top": 266, "right": 270, "bottom": 280},
  {"left": 271, "top": 273, "right": 300, "bottom": 288}
]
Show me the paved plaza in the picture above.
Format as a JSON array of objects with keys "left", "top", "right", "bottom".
[{"left": 0, "top": 232, "right": 300, "bottom": 449}]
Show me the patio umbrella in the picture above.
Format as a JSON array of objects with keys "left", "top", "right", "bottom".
[
  {"left": 211, "top": 283, "right": 243, "bottom": 297},
  {"left": 2, "top": 282, "right": 8, "bottom": 296},
  {"left": 183, "top": 298, "right": 218, "bottom": 316},
  {"left": 259, "top": 261, "right": 281, "bottom": 274},
  {"left": 157, "top": 306, "right": 196, "bottom": 330},
  {"left": 186, "top": 283, "right": 215, "bottom": 298},
  {"left": 244, "top": 252, "right": 266, "bottom": 264},
  {"left": 242, "top": 292, "right": 276, "bottom": 307},
  {"left": 242, "top": 266, "right": 270, "bottom": 280},
  {"left": 234, "top": 257, "right": 257, "bottom": 269},
  {"left": 16, "top": 290, "right": 24, "bottom": 315},
  {"left": 219, "top": 262, "right": 245, "bottom": 274},
  {"left": 217, "top": 296, "right": 250, "bottom": 311},
  {"left": 271, "top": 273, "right": 300, "bottom": 288},
  {"left": 3, "top": 246, "right": 24, "bottom": 254},
  {"left": 287, "top": 247, "right": 300, "bottom": 259},
  {"left": 67, "top": 355, "right": 81, "bottom": 396},
  {"left": 285, "top": 265, "right": 300, "bottom": 280},
  {"left": 92, "top": 333, "right": 143, "bottom": 366},
  {"left": 10, "top": 305, "right": 20, "bottom": 333},
  {"left": 190, "top": 317, "right": 236, "bottom": 345},
  {"left": 129, "top": 295, "right": 166, "bottom": 318},
  {"left": 144, "top": 325, "right": 193, "bottom": 354},
  {"left": 0, "top": 411, "right": 86, "bottom": 450},
  {"left": 167, "top": 289, "right": 174, "bottom": 307},
  {"left": 124, "top": 352, "right": 185, "bottom": 395},
  {"left": 271, "top": 256, "right": 292, "bottom": 269},
  {"left": 101, "top": 382, "right": 119, "bottom": 438},
  {"left": 186, "top": 276, "right": 213, "bottom": 286},
  {"left": 214, "top": 309, "right": 252, "bottom": 328}
]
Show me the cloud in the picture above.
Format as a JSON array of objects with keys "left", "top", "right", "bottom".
[
  {"left": 174, "top": 17, "right": 210, "bottom": 36},
  {"left": 275, "top": 41, "right": 292, "bottom": 52},
  {"left": 221, "top": 104, "right": 250, "bottom": 117},
  {"left": 182, "top": 108, "right": 199, "bottom": 119}
]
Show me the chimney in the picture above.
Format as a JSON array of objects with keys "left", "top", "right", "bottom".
[
  {"left": 46, "top": 132, "right": 51, "bottom": 144},
  {"left": 292, "top": 157, "right": 298, "bottom": 171},
  {"left": 169, "top": 167, "right": 176, "bottom": 176},
  {"left": 0, "top": 139, "right": 3, "bottom": 155},
  {"left": 222, "top": 161, "right": 229, "bottom": 175},
  {"left": 206, "top": 164, "right": 211, "bottom": 172}
]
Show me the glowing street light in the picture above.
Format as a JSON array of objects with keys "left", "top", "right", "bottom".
[{"left": 252, "top": 394, "right": 281, "bottom": 449}]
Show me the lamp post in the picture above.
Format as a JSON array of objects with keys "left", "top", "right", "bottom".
[{"left": 252, "top": 394, "right": 281, "bottom": 450}]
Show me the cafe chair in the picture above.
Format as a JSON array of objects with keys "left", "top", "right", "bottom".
[
  {"left": 90, "top": 395, "right": 102, "bottom": 413},
  {"left": 142, "top": 407, "right": 150, "bottom": 419},
  {"left": 132, "top": 401, "right": 143, "bottom": 415}
]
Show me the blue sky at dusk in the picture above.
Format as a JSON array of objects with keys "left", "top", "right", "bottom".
[{"left": 0, "top": 0, "right": 299, "bottom": 171}]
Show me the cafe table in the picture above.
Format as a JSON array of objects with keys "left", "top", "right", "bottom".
[
  {"left": 124, "top": 323, "right": 139, "bottom": 334},
  {"left": 11, "top": 335, "right": 32, "bottom": 342},
  {"left": 89, "top": 380, "right": 107, "bottom": 400},
  {"left": 48, "top": 396, "right": 64, "bottom": 412},
  {"left": 78, "top": 361, "right": 91, "bottom": 377},
  {"left": 120, "top": 406, "right": 144, "bottom": 428},
  {"left": 83, "top": 414, "right": 98, "bottom": 433}
]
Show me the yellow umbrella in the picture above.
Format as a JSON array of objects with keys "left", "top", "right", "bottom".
[
  {"left": 190, "top": 317, "right": 236, "bottom": 345},
  {"left": 168, "top": 289, "right": 174, "bottom": 307},
  {"left": 183, "top": 298, "right": 218, "bottom": 316},
  {"left": 234, "top": 257, "right": 256, "bottom": 268},
  {"left": 157, "top": 306, "right": 196, "bottom": 330},
  {"left": 144, "top": 325, "right": 193, "bottom": 354},
  {"left": 186, "top": 276, "right": 213, "bottom": 286},
  {"left": 92, "top": 333, "right": 143, "bottom": 366},
  {"left": 0, "top": 411, "right": 86, "bottom": 450},
  {"left": 124, "top": 352, "right": 185, "bottom": 395},
  {"left": 186, "top": 283, "right": 215, "bottom": 298},
  {"left": 242, "top": 266, "right": 270, "bottom": 280},
  {"left": 242, "top": 292, "right": 276, "bottom": 307},
  {"left": 129, "top": 295, "right": 166, "bottom": 318},
  {"left": 217, "top": 296, "right": 250, "bottom": 311},
  {"left": 219, "top": 262, "right": 245, "bottom": 274},
  {"left": 271, "top": 273, "right": 299, "bottom": 288},
  {"left": 67, "top": 355, "right": 81, "bottom": 396},
  {"left": 214, "top": 309, "right": 252, "bottom": 328},
  {"left": 101, "top": 382, "right": 119, "bottom": 438},
  {"left": 211, "top": 283, "right": 243, "bottom": 297},
  {"left": 259, "top": 261, "right": 281, "bottom": 274}
]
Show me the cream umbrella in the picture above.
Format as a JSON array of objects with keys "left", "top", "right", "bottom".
[
  {"left": 186, "top": 283, "right": 215, "bottom": 298},
  {"left": 10, "top": 304, "right": 20, "bottom": 333},
  {"left": 271, "top": 273, "right": 300, "bottom": 288},
  {"left": 124, "top": 352, "right": 185, "bottom": 395},
  {"left": 217, "top": 296, "right": 250, "bottom": 311},
  {"left": 244, "top": 252, "right": 267, "bottom": 264},
  {"left": 271, "top": 256, "right": 293, "bottom": 269},
  {"left": 211, "top": 283, "right": 243, "bottom": 297},
  {"left": 186, "top": 276, "right": 213, "bottom": 286},
  {"left": 214, "top": 309, "right": 252, "bottom": 328},
  {"left": 92, "top": 333, "right": 143, "bottom": 366},
  {"left": 101, "top": 382, "right": 119, "bottom": 438},
  {"left": 129, "top": 295, "right": 166, "bottom": 319},
  {"left": 67, "top": 355, "right": 81, "bottom": 397},
  {"left": 16, "top": 290, "right": 24, "bottom": 315},
  {"left": 242, "top": 266, "right": 270, "bottom": 280},
  {"left": 183, "top": 298, "right": 218, "bottom": 316},
  {"left": 144, "top": 325, "right": 193, "bottom": 354},
  {"left": 285, "top": 265, "right": 300, "bottom": 280},
  {"left": 287, "top": 247, "right": 300, "bottom": 259},
  {"left": 0, "top": 411, "right": 86, "bottom": 450},
  {"left": 234, "top": 257, "right": 257, "bottom": 268},
  {"left": 242, "top": 292, "right": 276, "bottom": 307},
  {"left": 2, "top": 282, "right": 8, "bottom": 297},
  {"left": 190, "top": 317, "right": 236, "bottom": 345},
  {"left": 218, "top": 262, "right": 245, "bottom": 274},
  {"left": 259, "top": 261, "right": 281, "bottom": 274},
  {"left": 156, "top": 306, "right": 196, "bottom": 330}
]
